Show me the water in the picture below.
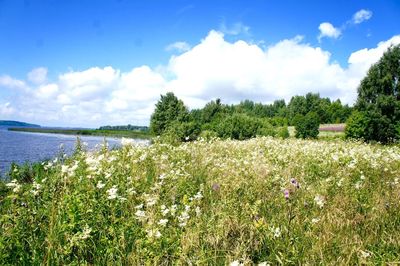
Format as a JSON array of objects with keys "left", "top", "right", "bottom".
[{"left": 0, "top": 128, "right": 147, "bottom": 178}]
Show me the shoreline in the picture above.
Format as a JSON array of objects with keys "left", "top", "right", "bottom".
[{"left": 8, "top": 127, "right": 153, "bottom": 140}]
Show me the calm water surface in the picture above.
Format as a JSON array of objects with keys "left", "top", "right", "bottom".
[{"left": 0, "top": 128, "right": 147, "bottom": 178}]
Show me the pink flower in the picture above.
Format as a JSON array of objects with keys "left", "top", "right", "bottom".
[{"left": 284, "top": 189, "right": 290, "bottom": 200}]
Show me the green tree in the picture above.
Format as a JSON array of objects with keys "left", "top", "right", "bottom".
[
  {"left": 345, "top": 111, "right": 370, "bottom": 140},
  {"left": 346, "top": 44, "right": 400, "bottom": 143},
  {"left": 288, "top": 95, "right": 307, "bottom": 124},
  {"left": 294, "top": 112, "right": 320, "bottom": 139},
  {"left": 149, "top": 92, "right": 189, "bottom": 135}
]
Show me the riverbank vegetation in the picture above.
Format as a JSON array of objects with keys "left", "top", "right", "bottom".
[{"left": 1, "top": 137, "right": 399, "bottom": 264}]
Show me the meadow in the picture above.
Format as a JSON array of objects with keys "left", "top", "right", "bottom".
[{"left": 1, "top": 136, "right": 399, "bottom": 264}]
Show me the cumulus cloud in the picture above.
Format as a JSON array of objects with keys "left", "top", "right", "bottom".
[
  {"left": 2, "top": 31, "right": 400, "bottom": 127},
  {"left": 352, "top": 9, "right": 373, "bottom": 24},
  {"left": 318, "top": 22, "right": 341, "bottom": 41},
  {"left": 166, "top": 41, "right": 191, "bottom": 53},
  {"left": 0, "top": 75, "right": 27, "bottom": 90},
  {"left": 27, "top": 67, "right": 48, "bottom": 84}
]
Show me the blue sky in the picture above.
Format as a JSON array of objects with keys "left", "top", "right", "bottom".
[{"left": 0, "top": 0, "right": 399, "bottom": 127}]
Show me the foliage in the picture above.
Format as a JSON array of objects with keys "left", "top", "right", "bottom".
[
  {"left": 345, "top": 111, "right": 370, "bottom": 140},
  {"left": 99, "top": 124, "right": 149, "bottom": 131},
  {"left": 347, "top": 44, "right": 400, "bottom": 143},
  {"left": 294, "top": 112, "right": 320, "bottom": 139},
  {"left": 150, "top": 92, "right": 351, "bottom": 142},
  {"left": 149, "top": 92, "right": 189, "bottom": 135},
  {"left": 276, "top": 126, "right": 290, "bottom": 139},
  {"left": 1, "top": 138, "right": 400, "bottom": 264}
]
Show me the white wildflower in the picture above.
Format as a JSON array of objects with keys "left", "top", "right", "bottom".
[
  {"left": 30, "top": 181, "right": 41, "bottom": 196},
  {"left": 6, "top": 179, "right": 21, "bottom": 193},
  {"left": 170, "top": 204, "right": 177, "bottom": 216},
  {"left": 195, "top": 206, "right": 201, "bottom": 217},
  {"left": 158, "top": 219, "right": 168, "bottom": 226},
  {"left": 135, "top": 204, "right": 143, "bottom": 209},
  {"left": 230, "top": 260, "right": 244, "bottom": 266},
  {"left": 314, "top": 195, "right": 325, "bottom": 208},
  {"left": 271, "top": 226, "right": 281, "bottom": 238},
  {"left": 61, "top": 165, "right": 69, "bottom": 174},
  {"left": 311, "top": 218, "right": 320, "bottom": 224},
  {"left": 96, "top": 181, "right": 105, "bottom": 189},
  {"left": 121, "top": 137, "right": 134, "bottom": 146},
  {"left": 80, "top": 225, "right": 92, "bottom": 240},
  {"left": 193, "top": 191, "right": 203, "bottom": 200},
  {"left": 107, "top": 186, "right": 118, "bottom": 200},
  {"left": 161, "top": 205, "right": 170, "bottom": 216},
  {"left": 135, "top": 210, "right": 146, "bottom": 219},
  {"left": 127, "top": 188, "right": 136, "bottom": 195},
  {"left": 360, "top": 250, "right": 371, "bottom": 259},
  {"left": 146, "top": 197, "right": 157, "bottom": 207},
  {"left": 146, "top": 228, "right": 161, "bottom": 238}
]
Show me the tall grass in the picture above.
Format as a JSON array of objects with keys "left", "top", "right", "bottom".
[{"left": 1, "top": 137, "right": 399, "bottom": 264}]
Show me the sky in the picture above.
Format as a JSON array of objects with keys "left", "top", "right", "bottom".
[{"left": 0, "top": 0, "right": 400, "bottom": 127}]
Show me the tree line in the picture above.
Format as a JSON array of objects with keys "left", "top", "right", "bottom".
[{"left": 149, "top": 91, "right": 352, "bottom": 142}]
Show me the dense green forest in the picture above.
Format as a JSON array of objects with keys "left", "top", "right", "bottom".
[{"left": 150, "top": 92, "right": 352, "bottom": 142}]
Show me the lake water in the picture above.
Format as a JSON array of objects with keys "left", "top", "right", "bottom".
[{"left": 0, "top": 128, "right": 147, "bottom": 178}]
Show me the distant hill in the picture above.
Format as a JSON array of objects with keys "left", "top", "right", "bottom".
[{"left": 0, "top": 120, "right": 40, "bottom": 128}]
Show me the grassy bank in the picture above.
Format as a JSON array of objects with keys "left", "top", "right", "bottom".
[
  {"left": 1, "top": 137, "right": 399, "bottom": 264},
  {"left": 8, "top": 127, "right": 152, "bottom": 139}
]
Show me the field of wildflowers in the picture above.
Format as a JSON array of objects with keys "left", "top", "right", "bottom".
[{"left": 1, "top": 137, "right": 400, "bottom": 264}]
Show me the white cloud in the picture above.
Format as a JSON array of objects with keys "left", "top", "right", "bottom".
[
  {"left": 352, "top": 9, "right": 373, "bottom": 24},
  {"left": 0, "top": 75, "right": 27, "bottom": 90},
  {"left": 318, "top": 22, "right": 341, "bottom": 41},
  {"left": 2, "top": 31, "right": 400, "bottom": 127},
  {"left": 166, "top": 42, "right": 191, "bottom": 53},
  {"left": 106, "top": 65, "right": 166, "bottom": 112},
  {"left": 219, "top": 22, "right": 250, "bottom": 36},
  {"left": 36, "top": 83, "right": 59, "bottom": 99},
  {"left": 27, "top": 67, "right": 47, "bottom": 84}
]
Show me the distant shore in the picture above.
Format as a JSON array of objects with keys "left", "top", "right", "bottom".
[{"left": 8, "top": 127, "right": 152, "bottom": 139}]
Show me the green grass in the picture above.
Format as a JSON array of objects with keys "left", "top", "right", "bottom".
[
  {"left": 9, "top": 127, "right": 152, "bottom": 139},
  {"left": 1, "top": 137, "right": 399, "bottom": 264}
]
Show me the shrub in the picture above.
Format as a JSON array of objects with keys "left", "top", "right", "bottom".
[{"left": 294, "top": 112, "right": 320, "bottom": 139}]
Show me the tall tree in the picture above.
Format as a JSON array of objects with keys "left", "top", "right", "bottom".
[
  {"left": 346, "top": 44, "right": 400, "bottom": 143},
  {"left": 149, "top": 92, "right": 189, "bottom": 135}
]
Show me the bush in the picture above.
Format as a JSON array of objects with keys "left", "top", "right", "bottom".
[
  {"left": 217, "top": 114, "right": 260, "bottom": 140},
  {"left": 294, "top": 112, "right": 320, "bottom": 139},
  {"left": 276, "top": 126, "right": 290, "bottom": 139},
  {"left": 163, "top": 121, "right": 201, "bottom": 143},
  {"left": 199, "top": 130, "right": 218, "bottom": 140},
  {"left": 345, "top": 111, "right": 370, "bottom": 140},
  {"left": 256, "top": 120, "right": 276, "bottom": 137}
]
